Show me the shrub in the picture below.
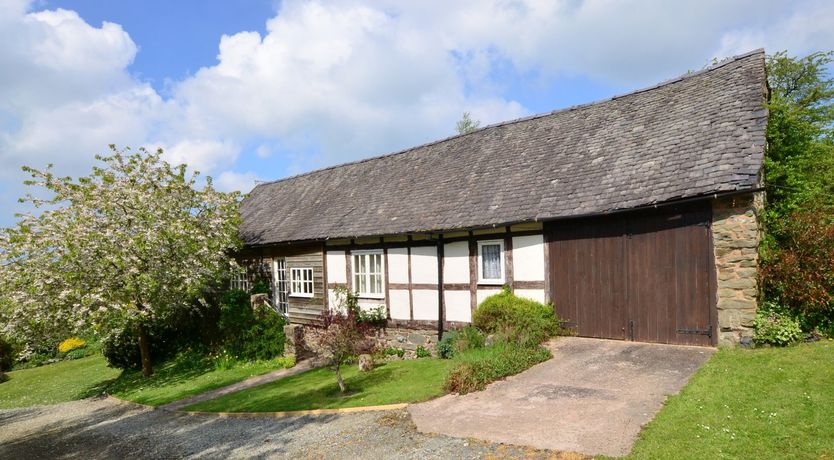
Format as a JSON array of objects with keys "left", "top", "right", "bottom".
[
  {"left": 384, "top": 347, "right": 406, "bottom": 358},
  {"left": 0, "top": 335, "right": 17, "bottom": 372},
  {"left": 415, "top": 346, "right": 432, "bottom": 358},
  {"left": 357, "top": 305, "right": 388, "bottom": 328},
  {"left": 58, "top": 337, "right": 87, "bottom": 354},
  {"left": 473, "top": 287, "right": 563, "bottom": 347},
  {"left": 310, "top": 306, "right": 379, "bottom": 393},
  {"left": 754, "top": 303, "right": 803, "bottom": 346},
  {"left": 437, "top": 330, "right": 458, "bottom": 359},
  {"left": 761, "top": 204, "right": 834, "bottom": 331},
  {"left": 443, "top": 342, "right": 552, "bottom": 394},
  {"left": 218, "top": 289, "right": 286, "bottom": 360}
]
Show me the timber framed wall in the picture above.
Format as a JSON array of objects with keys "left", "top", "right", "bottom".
[{"left": 323, "top": 223, "right": 547, "bottom": 327}]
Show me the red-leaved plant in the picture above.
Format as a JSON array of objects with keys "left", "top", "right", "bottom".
[{"left": 761, "top": 204, "right": 834, "bottom": 329}]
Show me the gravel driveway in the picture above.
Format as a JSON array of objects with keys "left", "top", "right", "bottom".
[{"left": 0, "top": 397, "right": 580, "bottom": 459}]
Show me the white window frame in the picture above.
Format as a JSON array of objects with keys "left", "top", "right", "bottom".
[
  {"left": 289, "top": 267, "right": 315, "bottom": 298},
  {"left": 351, "top": 249, "right": 385, "bottom": 299},
  {"left": 477, "top": 240, "right": 505, "bottom": 285}
]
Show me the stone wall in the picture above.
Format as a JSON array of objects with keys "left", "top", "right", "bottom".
[
  {"left": 712, "top": 193, "right": 762, "bottom": 346},
  {"left": 283, "top": 322, "right": 442, "bottom": 360},
  {"left": 375, "top": 326, "right": 439, "bottom": 358}
]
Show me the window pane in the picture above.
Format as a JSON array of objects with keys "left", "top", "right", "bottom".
[{"left": 482, "top": 244, "right": 502, "bottom": 280}]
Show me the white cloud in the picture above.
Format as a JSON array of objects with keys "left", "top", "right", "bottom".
[
  {"left": 215, "top": 171, "right": 262, "bottom": 193},
  {"left": 161, "top": 139, "right": 240, "bottom": 174}
]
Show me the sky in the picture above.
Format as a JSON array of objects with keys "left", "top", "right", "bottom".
[{"left": 1, "top": 0, "right": 833, "bottom": 227}]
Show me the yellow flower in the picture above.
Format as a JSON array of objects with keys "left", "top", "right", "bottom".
[{"left": 58, "top": 337, "right": 87, "bottom": 353}]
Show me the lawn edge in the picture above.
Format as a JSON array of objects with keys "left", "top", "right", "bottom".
[{"left": 178, "top": 402, "right": 409, "bottom": 417}]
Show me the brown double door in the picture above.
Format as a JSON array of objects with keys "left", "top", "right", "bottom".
[{"left": 546, "top": 203, "right": 715, "bottom": 346}]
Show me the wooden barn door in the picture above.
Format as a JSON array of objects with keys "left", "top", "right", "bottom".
[{"left": 547, "top": 203, "right": 715, "bottom": 346}]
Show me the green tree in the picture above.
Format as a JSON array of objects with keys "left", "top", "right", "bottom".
[
  {"left": 760, "top": 51, "right": 834, "bottom": 331},
  {"left": 455, "top": 111, "right": 481, "bottom": 135},
  {"left": 763, "top": 51, "right": 834, "bottom": 239},
  {"left": 0, "top": 146, "right": 241, "bottom": 376}
]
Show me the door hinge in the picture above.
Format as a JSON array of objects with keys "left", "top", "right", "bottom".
[{"left": 677, "top": 325, "right": 712, "bottom": 338}]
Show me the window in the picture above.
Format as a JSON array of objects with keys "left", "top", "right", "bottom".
[
  {"left": 290, "top": 267, "right": 314, "bottom": 297},
  {"left": 273, "top": 258, "right": 289, "bottom": 314},
  {"left": 352, "top": 250, "right": 384, "bottom": 297},
  {"left": 478, "top": 240, "right": 505, "bottom": 284}
]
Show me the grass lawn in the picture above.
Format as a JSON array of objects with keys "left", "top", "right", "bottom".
[
  {"left": 0, "top": 353, "right": 293, "bottom": 409},
  {"left": 184, "top": 358, "right": 454, "bottom": 412},
  {"left": 624, "top": 340, "right": 834, "bottom": 459},
  {"left": 0, "top": 355, "right": 120, "bottom": 409},
  {"left": 106, "top": 354, "right": 294, "bottom": 406}
]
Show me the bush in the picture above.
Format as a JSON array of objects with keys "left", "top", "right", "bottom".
[
  {"left": 762, "top": 204, "right": 834, "bottom": 331},
  {"left": 437, "top": 330, "right": 458, "bottom": 359},
  {"left": 438, "top": 327, "right": 484, "bottom": 359},
  {"left": 0, "top": 335, "right": 17, "bottom": 372},
  {"left": 58, "top": 337, "right": 87, "bottom": 354},
  {"left": 443, "top": 342, "right": 552, "bottom": 394},
  {"left": 754, "top": 303, "right": 803, "bottom": 346},
  {"left": 219, "top": 289, "right": 286, "bottom": 360},
  {"left": 415, "top": 346, "right": 432, "bottom": 358},
  {"left": 357, "top": 305, "right": 387, "bottom": 328},
  {"left": 384, "top": 347, "right": 406, "bottom": 358},
  {"left": 473, "top": 287, "right": 563, "bottom": 347}
]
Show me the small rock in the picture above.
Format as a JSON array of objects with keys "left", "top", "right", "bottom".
[{"left": 358, "top": 354, "right": 374, "bottom": 372}]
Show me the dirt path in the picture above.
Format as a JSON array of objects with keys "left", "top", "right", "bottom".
[{"left": 0, "top": 397, "right": 579, "bottom": 459}]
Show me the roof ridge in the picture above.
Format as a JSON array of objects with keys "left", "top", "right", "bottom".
[{"left": 252, "top": 48, "right": 765, "bottom": 191}]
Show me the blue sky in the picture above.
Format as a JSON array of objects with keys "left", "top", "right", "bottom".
[{"left": 1, "top": 0, "right": 833, "bottom": 227}]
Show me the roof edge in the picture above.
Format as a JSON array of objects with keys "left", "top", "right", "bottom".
[
  {"left": 241, "top": 187, "right": 764, "bottom": 248},
  {"left": 248, "top": 48, "right": 766, "bottom": 193}
]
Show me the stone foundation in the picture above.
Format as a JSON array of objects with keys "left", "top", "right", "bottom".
[
  {"left": 283, "top": 322, "right": 444, "bottom": 360},
  {"left": 375, "top": 326, "right": 439, "bottom": 358},
  {"left": 712, "top": 194, "right": 762, "bottom": 346}
]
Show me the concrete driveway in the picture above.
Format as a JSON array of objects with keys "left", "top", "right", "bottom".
[{"left": 409, "top": 337, "right": 714, "bottom": 457}]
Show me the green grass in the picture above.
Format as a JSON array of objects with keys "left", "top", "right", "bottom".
[
  {"left": 0, "top": 355, "right": 120, "bottom": 409},
  {"left": 623, "top": 341, "right": 834, "bottom": 459},
  {"left": 184, "top": 358, "right": 454, "bottom": 412},
  {"left": 0, "top": 353, "right": 294, "bottom": 409},
  {"left": 106, "top": 354, "right": 294, "bottom": 406}
]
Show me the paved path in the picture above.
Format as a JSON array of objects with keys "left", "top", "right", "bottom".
[
  {"left": 161, "top": 359, "right": 323, "bottom": 411},
  {"left": 0, "top": 398, "right": 576, "bottom": 459},
  {"left": 409, "top": 337, "right": 714, "bottom": 457}
]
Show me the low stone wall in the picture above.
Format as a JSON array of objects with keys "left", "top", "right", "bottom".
[
  {"left": 712, "top": 193, "right": 762, "bottom": 347},
  {"left": 283, "top": 322, "right": 444, "bottom": 360},
  {"left": 375, "top": 326, "right": 438, "bottom": 358}
]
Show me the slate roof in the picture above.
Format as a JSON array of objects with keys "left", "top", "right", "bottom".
[{"left": 241, "top": 49, "right": 768, "bottom": 245}]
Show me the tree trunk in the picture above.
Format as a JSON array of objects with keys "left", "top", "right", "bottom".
[
  {"left": 137, "top": 323, "right": 153, "bottom": 377},
  {"left": 335, "top": 363, "right": 346, "bottom": 393}
]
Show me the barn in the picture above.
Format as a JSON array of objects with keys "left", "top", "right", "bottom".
[{"left": 237, "top": 49, "right": 768, "bottom": 348}]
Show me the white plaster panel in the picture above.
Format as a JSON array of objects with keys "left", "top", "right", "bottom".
[
  {"left": 412, "top": 289, "right": 439, "bottom": 320},
  {"left": 515, "top": 289, "right": 546, "bottom": 304},
  {"left": 387, "top": 247, "right": 409, "bottom": 284},
  {"left": 358, "top": 298, "right": 385, "bottom": 312},
  {"left": 326, "top": 250, "right": 347, "bottom": 284},
  {"left": 327, "top": 289, "right": 345, "bottom": 313},
  {"left": 389, "top": 290, "right": 411, "bottom": 320},
  {"left": 443, "top": 241, "right": 470, "bottom": 284},
  {"left": 477, "top": 288, "right": 502, "bottom": 307},
  {"left": 444, "top": 290, "right": 472, "bottom": 323},
  {"left": 411, "top": 246, "right": 438, "bottom": 284},
  {"left": 512, "top": 234, "right": 545, "bottom": 281}
]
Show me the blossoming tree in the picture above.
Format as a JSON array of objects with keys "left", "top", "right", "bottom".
[{"left": 0, "top": 146, "right": 241, "bottom": 376}]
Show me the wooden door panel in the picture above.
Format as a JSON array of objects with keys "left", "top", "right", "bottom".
[{"left": 547, "top": 202, "right": 714, "bottom": 346}]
